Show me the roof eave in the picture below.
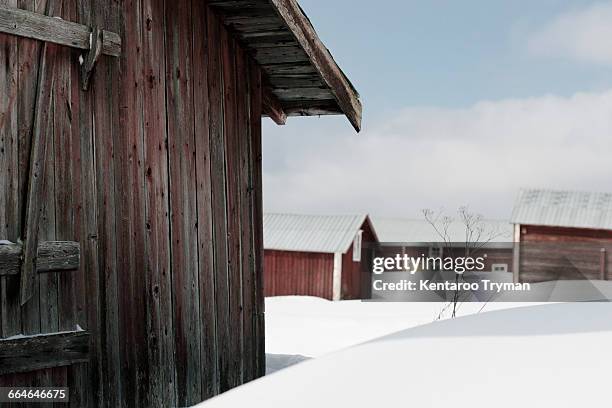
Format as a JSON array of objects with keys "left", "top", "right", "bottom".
[
  {"left": 268, "top": 0, "right": 362, "bottom": 132},
  {"left": 209, "top": 0, "right": 362, "bottom": 132}
]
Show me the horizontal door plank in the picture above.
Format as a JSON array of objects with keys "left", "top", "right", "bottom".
[
  {"left": 0, "top": 330, "right": 89, "bottom": 375},
  {"left": 0, "top": 241, "right": 80, "bottom": 276},
  {"left": 0, "top": 5, "right": 121, "bottom": 56}
]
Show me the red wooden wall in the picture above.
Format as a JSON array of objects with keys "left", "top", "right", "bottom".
[
  {"left": 264, "top": 250, "right": 335, "bottom": 300},
  {"left": 0, "top": 0, "right": 265, "bottom": 406},
  {"left": 341, "top": 221, "right": 378, "bottom": 299},
  {"left": 264, "top": 221, "right": 378, "bottom": 300},
  {"left": 518, "top": 225, "right": 612, "bottom": 282}
]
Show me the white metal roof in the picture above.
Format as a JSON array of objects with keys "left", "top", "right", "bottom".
[
  {"left": 511, "top": 188, "right": 612, "bottom": 231},
  {"left": 264, "top": 213, "right": 374, "bottom": 254},
  {"left": 371, "top": 217, "right": 513, "bottom": 246}
]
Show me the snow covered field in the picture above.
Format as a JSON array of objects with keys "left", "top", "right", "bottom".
[
  {"left": 198, "top": 301, "right": 612, "bottom": 407},
  {"left": 265, "top": 296, "right": 540, "bottom": 358}
]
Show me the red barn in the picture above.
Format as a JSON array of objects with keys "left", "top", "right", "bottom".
[
  {"left": 512, "top": 189, "right": 612, "bottom": 283},
  {"left": 264, "top": 214, "right": 378, "bottom": 300}
]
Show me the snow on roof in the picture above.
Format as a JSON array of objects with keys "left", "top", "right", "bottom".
[
  {"left": 371, "top": 217, "right": 512, "bottom": 245},
  {"left": 511, "top": 188, "right": 612, "bottom": 230},
  {"left": 264, "top": 213, "right": 375, "bottom": 254},
  {"left": 197, "top": 301, "right": 612, "bottom": 408}
]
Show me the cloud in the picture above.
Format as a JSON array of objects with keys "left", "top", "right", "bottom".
[
  {"left": 527, "top": 2, "right": 612, "bottom": 65},
  {"left": 262, "top": 89, "right": 612, "bottom": 219}
]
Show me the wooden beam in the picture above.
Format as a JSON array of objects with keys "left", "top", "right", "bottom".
[
  {"left": 0, "top": 241, "right": 80, "bottom": 276},
  {"left": 262, "top": 84, "right": 287, "bottom": 125},
  {"left": 268, "top": 0, "right": 362, "bottom": 131},
  {"left": 0, "top": 330, "right": 89, "bottom": 375},
  {"left": 282, "top": 99, "right": 342, "bottom": 116},
  {"left": 0, "top": 4, "right": 121, "bottom": 56}
]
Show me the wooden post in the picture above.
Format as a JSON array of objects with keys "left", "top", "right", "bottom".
[{"left": 600, "top": 248, "right": 607, "bottom": 281}]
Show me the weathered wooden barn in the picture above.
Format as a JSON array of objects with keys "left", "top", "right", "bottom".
[
  {"left": 511, "top": 189, "right": 612, "bottom": 283},
  {"left": 372, "top": 217, "right": 514, "bottom": 272},
  {"left": 264, "top": 214, "right": 378, "bottom": 300},
  {"left": 0, "top": 0, "right": 361, "bottom": 406}
]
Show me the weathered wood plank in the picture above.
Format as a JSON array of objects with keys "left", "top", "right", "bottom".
[
  {"left": 90, "top": 0, "right": 123, "bottom": 404},
  {"left": 165, "top": 0, "right": 202, "bottom": 403},
  {"left": 70, "top": 5, "right": 96, "bottom": 408},
  {"left": 0, "top": 0, "right": 20, "bottom": 341},
  {"left": 282, "top": 99, "right": 342, "bottom": 116},
  {"left": 141, "top": 0, "right": 177, "bottom": 405},
  {"left": 207, "top": 9, "right": 232, "bottom": 394},
  {"left": 117, "top": 0, "right": 149, "bottom": 405},
  {"left": 242, "top": 33, "right": 297, "bottom": 47},
  {"left": 19, "top": 0, "right": 59, "bottom": 306},
  {"left": 0, "top": 241, "right": 79, "bottom": 276},
  {"left": 0, "top": 330, "right": 89, "bottom": 375},
  {"left": 252, "top": 45, "right": 309, "bottom": 65},
  {"left": 248, "top": 58, "right": 265, "bottom": 378},
  {"left": 267, "top": 75, "right": 324, "bottom": 88},
  {"left": 38, "top": 88, "right": 58, "bottom": 401},
  {"left": 224, "top": 15, "right": 281, "bottom": 26},
  {"left": 240, "top": 29, "right": 290, "bottom": 39},
  {"left": 236, "top": 47, "right": 254, "bottom": 382},
  {"left": 263, "top": 62, "right": 316, "bottom": 75},
  {"left": 273, "top": 87, "right": 334, "bottom": 100},
  {"left": 192, "top": 0, "right": 219, "bottom": 400},
  {"left": 222, "top": 29, "right": 244, "bottom": 389},
  {"left": 0, "top": 4, "right": 121, "bottom": 56},
  {"left": 13, "top": 6, "right": 46, "bottom": 398},
  {"left": 65, "top": 1, "right": 98, "bottom": 404},
  {"left": 51, "top": 15, "right": 75, "bottom": 331}
]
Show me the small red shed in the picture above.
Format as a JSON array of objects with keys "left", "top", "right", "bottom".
[
  {"left": 264, "top": 214, "right": 378, "bottom": 300},
  {"left": 512, "top": 189, "right": 612, "bottom": 283}
]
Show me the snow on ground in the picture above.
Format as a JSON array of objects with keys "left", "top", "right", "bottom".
[
  {"left": 265, "top": 296, "right": 541, "bottom": 357},
  {"left": 199, "top": 301, "right": 612, "bottom": 407}
]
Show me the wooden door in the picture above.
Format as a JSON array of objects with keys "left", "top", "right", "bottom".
[{"left": 0, "top": 2, "right": 104, "bottom": 405}]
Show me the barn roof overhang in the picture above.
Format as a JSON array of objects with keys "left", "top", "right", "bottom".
[{"left": 209, "top": 0, "right": 362, "bottom": 132}]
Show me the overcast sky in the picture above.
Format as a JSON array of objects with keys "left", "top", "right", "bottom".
[{"left": 262, "top": 0, "right": 612, "bottom": 219}]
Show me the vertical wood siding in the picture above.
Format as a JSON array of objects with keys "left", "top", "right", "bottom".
[
  {"left": 340, "top": 222, "right": 377, "bottom": 300},
  {"left": 0, "top": 0, "right": 265, "bottom": 406},
  {"left": 264, "top": 250, "right": 335, "bottom": 300},
  {"left": 264, "top": 221, "right": 377, "bottom": 301}
]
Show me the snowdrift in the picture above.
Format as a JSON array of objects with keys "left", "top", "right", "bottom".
[{"left": 199, "top": 302, "right": 612, "bottom": 407}]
